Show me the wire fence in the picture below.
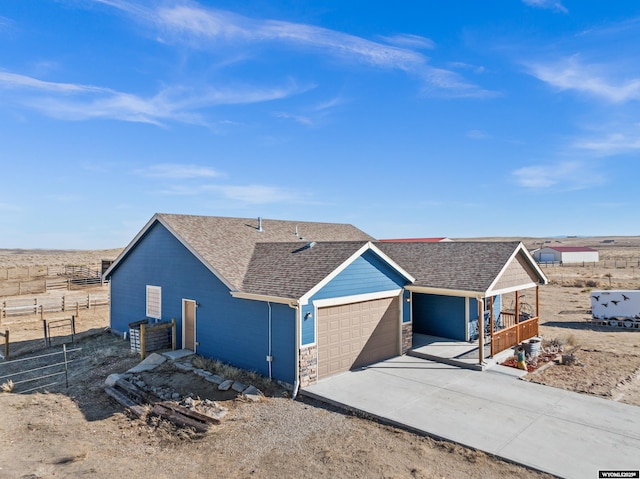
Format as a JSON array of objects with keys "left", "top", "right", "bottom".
[{"left": 0, "top": 345, "right": 81, "bottom": 394}]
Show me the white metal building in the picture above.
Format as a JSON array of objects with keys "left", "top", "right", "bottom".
[{"left": 533, "top": 246, "right": 599, "bottom": 264}]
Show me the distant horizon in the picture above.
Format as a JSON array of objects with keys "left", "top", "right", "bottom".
[{"left": 1, "top": 234, "right": 638, "bottom": 253}]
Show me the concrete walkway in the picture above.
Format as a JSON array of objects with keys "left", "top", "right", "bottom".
[{"left": 302, "top": 355, "right": 640, "bottom": 479}]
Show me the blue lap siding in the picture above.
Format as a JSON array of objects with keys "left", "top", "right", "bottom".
[
  {"left": 412, "top": 294, "right": 467, "bottom": 341},
  {"left": 301, "top": 249, "right": 408, "bottom": 345},
  {"left": 109, "top": 222, "right": 296, "bottom": 383}
]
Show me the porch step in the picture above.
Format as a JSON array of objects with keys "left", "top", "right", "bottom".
[{"left": 407, "top": 349, "right": 486, "bottom": 371}]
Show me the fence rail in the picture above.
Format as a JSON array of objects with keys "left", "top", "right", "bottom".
[
  {"left": 539, "top": 259, "right": 640, "bottom": 268},
  {"left": 1, "top": 293, "right": 109, "bottom": 319},
  {"left": 0, "top": 345, "right": 81, "bottom": 393}
]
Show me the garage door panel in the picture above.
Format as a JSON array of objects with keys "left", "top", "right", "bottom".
[{"left": 317, "top": 296, "right": 400, "bottom": 379}]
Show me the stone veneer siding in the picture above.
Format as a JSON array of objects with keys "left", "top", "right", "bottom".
[
  {"left": 299, "top": 345, "right": 318, "bottom": 387},
  {"left": 402, "top": 322, "right": 412, "bottom": 354}
]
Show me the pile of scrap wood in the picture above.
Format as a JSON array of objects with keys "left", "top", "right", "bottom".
[{"left": 104, "top": 377, "right": 219, "bottom": 433}]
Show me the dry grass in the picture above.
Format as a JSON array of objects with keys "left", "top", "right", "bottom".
[
  {"left": 191, "top": 355, "right": 278, "bottom": 394},
  {"left": 1, "top": 380, "right": 14, "bottom": 393}
]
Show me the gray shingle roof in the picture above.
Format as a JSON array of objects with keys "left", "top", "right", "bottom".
[
  {"left": 376, "top": 241, "right": 524, "bottom": 293},
  {"left": 156, "top": 214, "right": 374, "bottom": 290},
  {"left": 242, "top": 241, "right": 369, "bottom": 299}
]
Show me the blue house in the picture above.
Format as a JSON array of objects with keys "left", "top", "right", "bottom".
[
  {"left": 105, "top": 213, "right": 546, "bottom": 387},
  {"left": 105, "top": 214, "right": 414, "bottom": 389}
]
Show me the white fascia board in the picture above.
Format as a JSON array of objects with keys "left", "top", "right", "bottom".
[
  {"left": 299, "top": 242, "right": 413, "bottom": 306},
  {"left": 230, "top": 291, "right": 296, "bottom": 306},
  {"left": 486, "top": 242, "right": 548, "bottom": 294},
  {"left": 103, "top": 213, "right": 160, "bottom": 279},
  {"left": 103, "top": 213, "right": 237, "bottom": 292},
  {"left": 312, "top": 289, "right": 402, "bottom": 309},
  {"left": 487, "top": 282, "right": 539, "bottom": 297},
  {"left": 157, "top": 216, "right": 236, "bottom": 291},
  {"left": 405, "top": 285, "right": 482, "bottom": 298},
  {"left": 367, "top": 243, "right": 416, "bottom": 283}
]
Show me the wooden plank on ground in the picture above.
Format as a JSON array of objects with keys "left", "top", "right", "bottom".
[
  {"left": 114, "top": 378, "right": 160, "bottom": 404},
  {"left": 158, "top": 401, "right": 220, "bottom": 425},
  {"left": 150, "top": 404, "right": 209, "bottom": 433},
  {"left": 104, "top": 387, "right": 146, "bottom": 418}
]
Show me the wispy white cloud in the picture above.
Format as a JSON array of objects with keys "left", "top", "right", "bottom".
[
  {"left": 96, "top": 1, "right": 491, "bottom": 97},
  {"left": 0, "top": 71, "right": 306, "bottom": 125},
  {"left": 527, "top": 55, "right": 640, "bottom": 103},
  {"left": 274, "top": 111, "right": 314, "bottom": 126},
  {"left": 574, "top": 124, "right": 640, "bottom": 155},
  {"left": 379, "top": 34, "right": 435, "bottom": 50},
  {"left": 466, "top": 129, "right": 490, "bottom": 140},
  {"left": 522, "top": 0, "right": 568, "bottom": 14},
  {"left": 512, "top": 161, "right": 605, "bottom": 190},
  {"left": 159, "top": 183, "right": 299, "bottom": 204},
  {"left": 138, "top": 163, "right": 222, "bottom": 179}
]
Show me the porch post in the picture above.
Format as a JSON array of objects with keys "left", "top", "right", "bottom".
[
  {"left": 478, "top": 298, "right": 484, "bottom": 364},
  {"left": 489, "top": 296, "right": 495, "bottom": 357},
  {"left": 489, "top": 296, "right": 494, "bottom": 337},
  {"left": 536, "top": 285, "right": 540, "bottom": 318},
  {"left": 515, "top": 290, "right": 520, "bottom": 344}
]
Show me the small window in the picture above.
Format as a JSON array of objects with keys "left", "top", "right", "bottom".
[{"left": 146, "top": 285, "right": 162, "bottom": 319}]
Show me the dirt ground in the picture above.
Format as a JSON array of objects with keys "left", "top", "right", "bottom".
[{"left": 1, "top": 239, "right": 640, "bottom": 478}]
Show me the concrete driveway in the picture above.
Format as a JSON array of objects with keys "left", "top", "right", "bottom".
[{"left": 302, "top": 355, "right": 640, "bottom": 479}]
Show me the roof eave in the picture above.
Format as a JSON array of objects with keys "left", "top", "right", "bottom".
[
  {"left": 406, "top": 285, "right": 484, "bottom": 298},
  {"left": 299, "top": 242, "right": 415, "bottom": 305},
  {"left": 230, "top": 291, "right": 297, "bottom": 306},
  {"left": 103, "top": 213, "right": 237, "bottom": 291}
]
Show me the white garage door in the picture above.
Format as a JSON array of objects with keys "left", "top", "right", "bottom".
[{"left": 317, "top": 296, "right": 400, "bottom": 379}]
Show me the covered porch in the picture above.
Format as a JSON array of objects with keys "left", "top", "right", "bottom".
[
  {"left": 403, "top": 241, "right": 548, "bottom": 368},
  {"left": 485, "top": 288, "right": 541, "bottom": 357}
]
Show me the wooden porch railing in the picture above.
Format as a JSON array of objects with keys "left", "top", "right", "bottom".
[{"left": 491, "top": 314, "right": 539, "bottom": 356}]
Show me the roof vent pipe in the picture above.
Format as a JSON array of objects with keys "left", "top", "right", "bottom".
[{"left": 258, "top": 217, "right": 263, "bottom": 232}]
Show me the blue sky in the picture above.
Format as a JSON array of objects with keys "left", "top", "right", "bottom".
[{"left": 1, "top": 1, "right": 639, "bottom": 249}]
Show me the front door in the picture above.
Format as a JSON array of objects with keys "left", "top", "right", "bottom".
[{"left": 182, "top": 299, "right": 196, "bottom": 351}]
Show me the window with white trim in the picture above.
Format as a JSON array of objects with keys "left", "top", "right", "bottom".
[{"left": 146, "top": 285, "right": 162, "bottom": 319}]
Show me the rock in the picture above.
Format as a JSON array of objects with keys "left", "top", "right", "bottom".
[
  {"left": 208, "top": 409, "right": 228, "bottom": 420},
  {"left": 194, "top": 369, "right": 212, "bottom": 377},
  {"left": 218, "top": 380, "right": 234, "bottom": 391},
  {"left": 182, "top": 397, "right": 195, "bottom": 408},
  {"left": 205, "top": 374, "right": 224, "bottom": 385},
  {"left": 104, "top": 373, "right": 123, "bottom": 387},
  {"left": 231, "top": 381, "right": 246, "bottom": 393},
  {"left": 127, "top": 353, "right": 167, "bottom": 373},
  {"left": 243, "top": 385, "right": 262, "bottom": 401},
  {"left": 171, "top": 392, "right": 181, "bottom": 401},
  {"left": 135, "top": 380, "right": 146, "bottom": 389},
  {"left": 174, "top": 362, "right": 195, "bottom": 372}
]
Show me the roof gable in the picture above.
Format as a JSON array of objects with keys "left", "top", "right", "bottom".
[
  {"left": 104, "top": 213, "right": 374, "bottom": 290},
  {"left": 377, "top": 241, "right": 546, "bottom": 296},
  {"left": 239, "top": 241, "right": 414, "bottom": 302}
]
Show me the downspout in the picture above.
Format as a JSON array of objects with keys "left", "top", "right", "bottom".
[
  {"left": 292, "top": 301, "right": 301, "bottom": 400},
  {"left": 478, "top": 297, "right": 485, "bottom": 365},
  {"left": 267, "top": 301, "right": 272, "bottom": 380}
]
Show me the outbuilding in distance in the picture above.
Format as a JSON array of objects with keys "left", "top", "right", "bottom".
[{"left": 532, "top": 246, "right": 599, "bottom": 264}]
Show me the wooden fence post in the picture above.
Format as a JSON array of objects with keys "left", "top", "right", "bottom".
[
  {"left": 140, "top": 323, "right": 146, "bottom": 359},
  {"left": 43, "top": 319, "right": 48, "bottom": 346},
  {"left": 76, "top": 302, "right": 80, "bottom": 319},
  {"left": 4, "top": 330, "right": 8, "bottom": 359}
]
